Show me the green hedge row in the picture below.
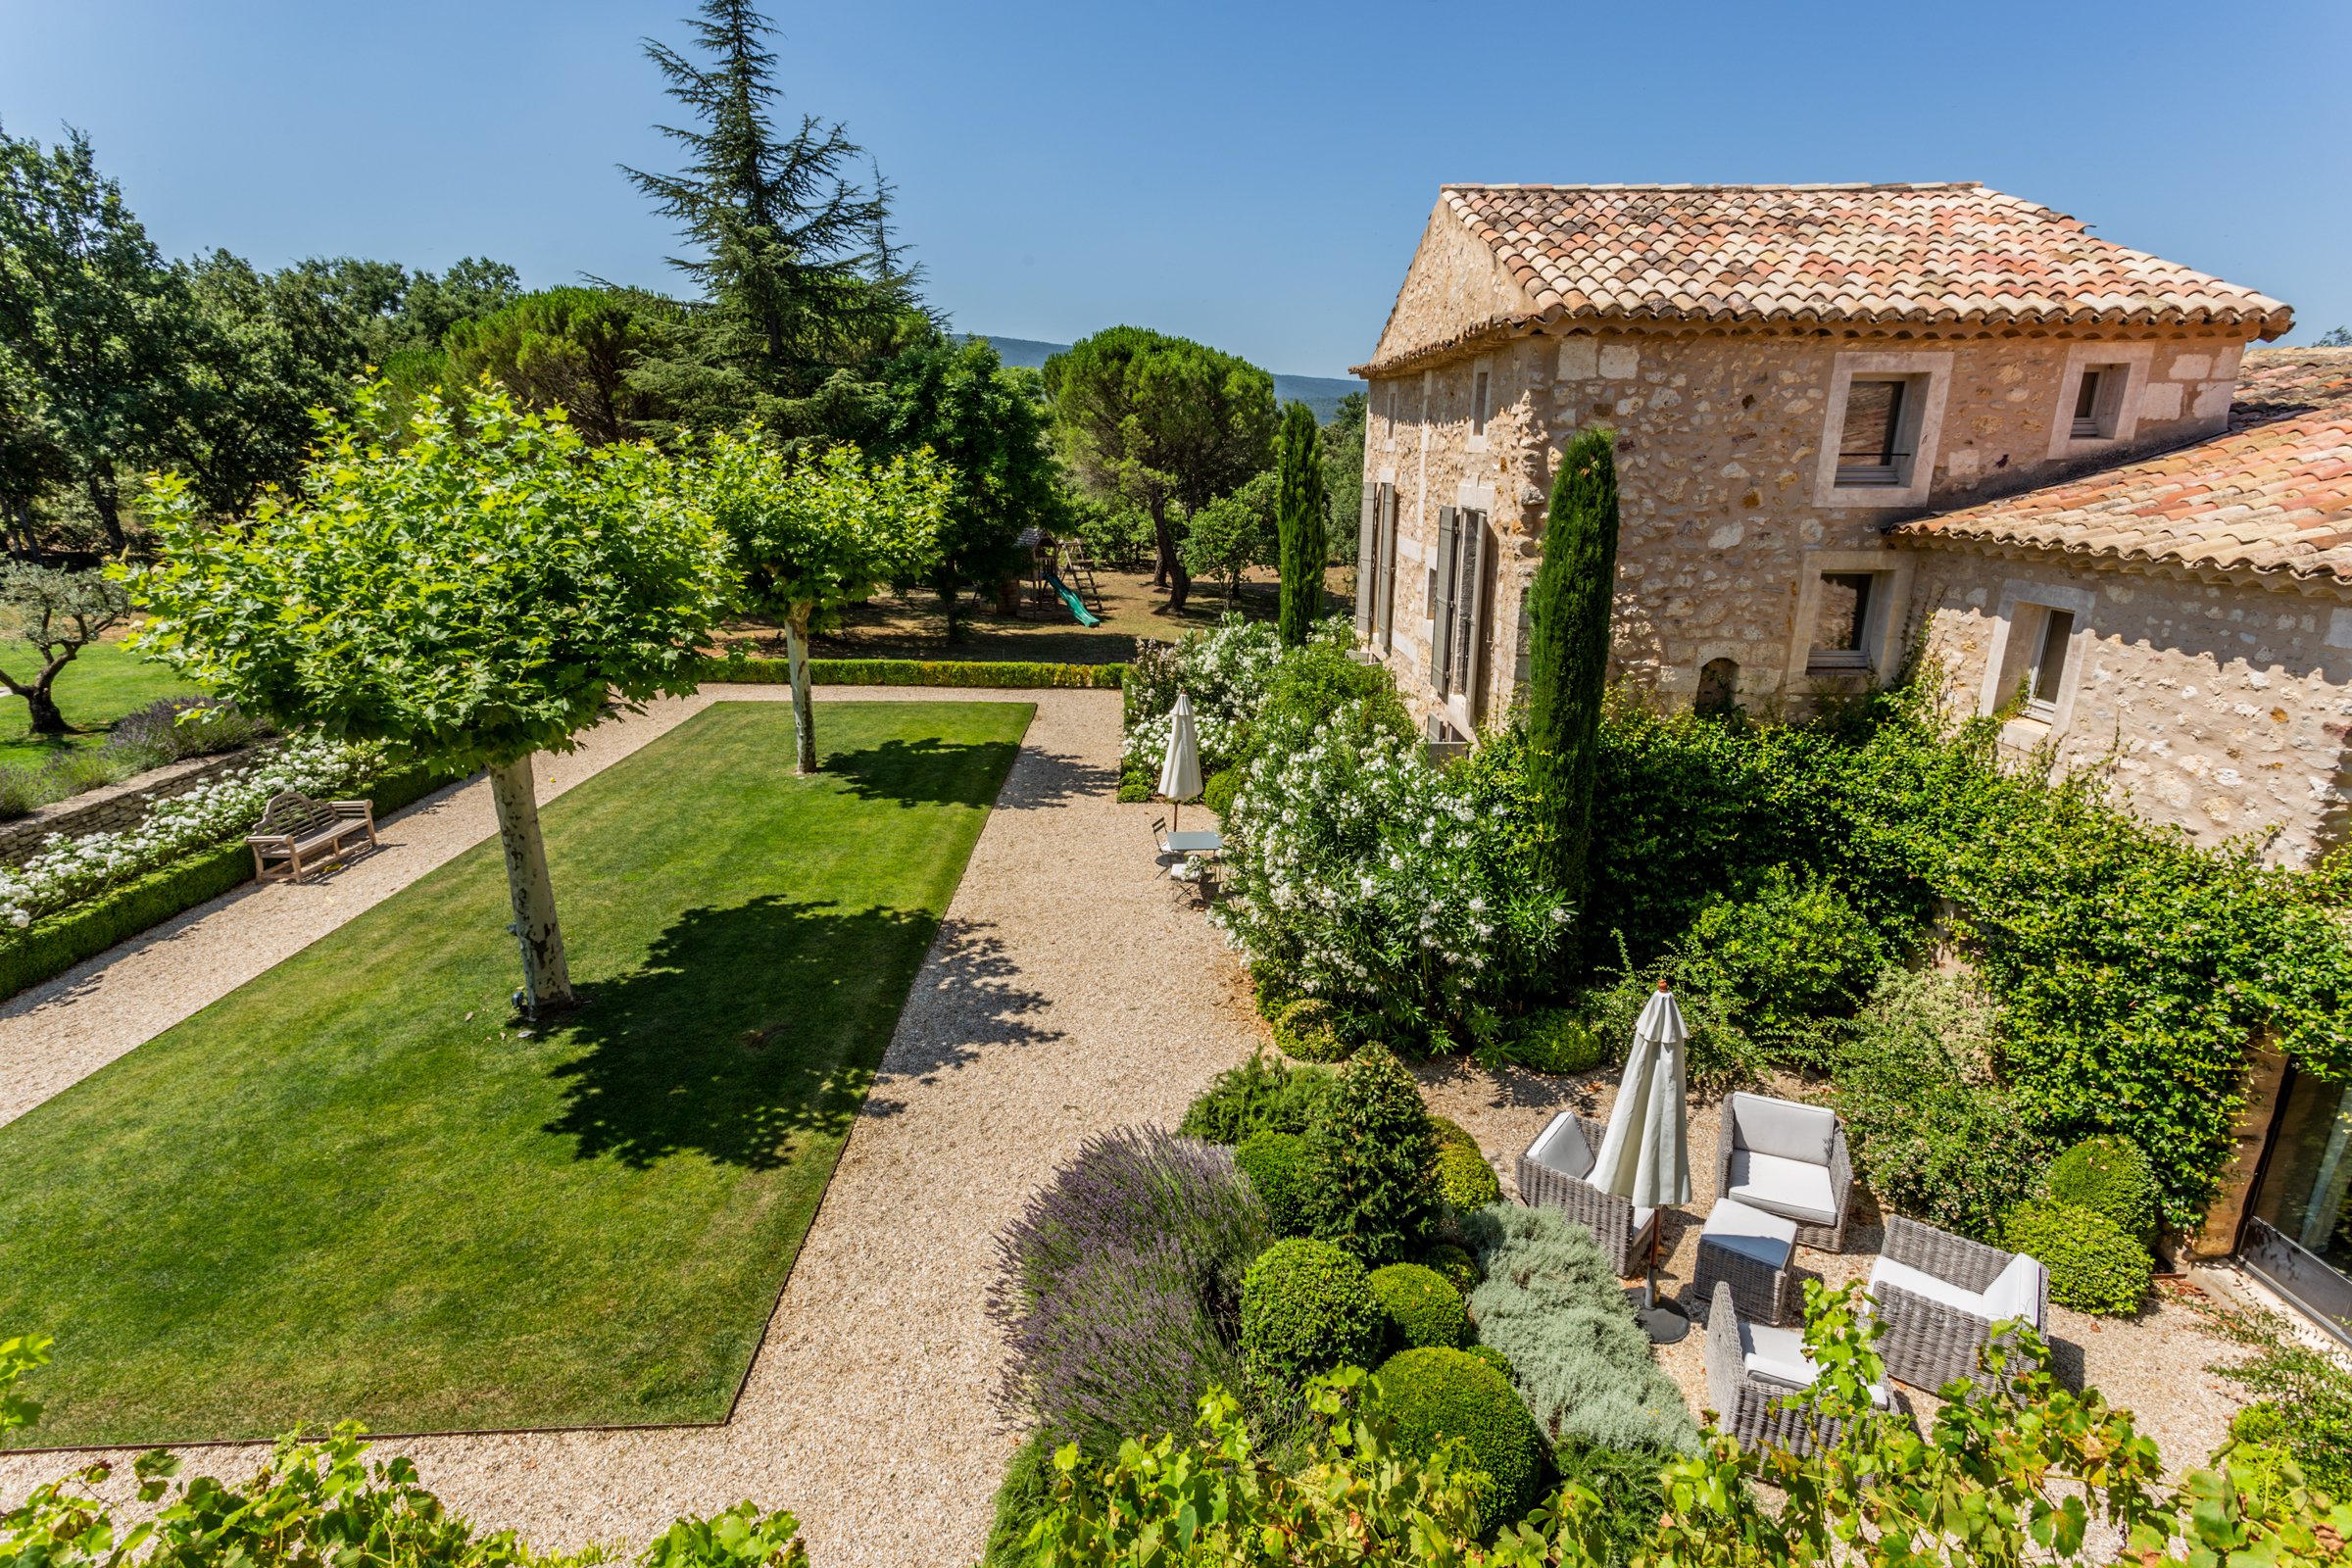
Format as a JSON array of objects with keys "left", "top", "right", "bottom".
[
  {"left": 0, "top": 760, "right": 472, "bottom": 1004},
  {"left": 698, "top": 656, "right": 1124, "bottom": 690}
]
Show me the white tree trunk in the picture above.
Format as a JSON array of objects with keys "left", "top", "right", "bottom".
[
  {"left": 489, "top": 756, "right": 572, "bottom": 1013},
  {"left": 786, "top": 605, "right": 817, "bottom": 775}
]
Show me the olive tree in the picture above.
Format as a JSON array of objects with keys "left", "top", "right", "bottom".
[
  {"left": 128, "top": 379, "right": 733, "bottom": 1015},
  {"left": 690, "top": 429, "right": 947, "bottom": 773},
  {"left": 0, "top": 563, "right": 130, "bottom": 734}
]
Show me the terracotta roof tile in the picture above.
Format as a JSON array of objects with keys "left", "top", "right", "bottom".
[
  {"left": 1893, "top": 348, "right": 2352, "bottom": 586},
  {"left": 1357, "top": 183, "right": 2292, "bottom": 374}
]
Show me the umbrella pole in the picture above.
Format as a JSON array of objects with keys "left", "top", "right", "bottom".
[{"left": 1632, "top": 1215, "right": 1690, "bottom": 1345}]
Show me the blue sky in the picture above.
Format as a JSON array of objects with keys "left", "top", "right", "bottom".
[{"left": 3, "top": 0, "right": 2345, "bottom": 378}]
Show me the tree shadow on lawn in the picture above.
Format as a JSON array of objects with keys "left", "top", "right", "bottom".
[
  {"left": 544, "top": 896, "right": 938, "bottom": 1171},
  {"left": 827, "top": 736, "right": 1026, "bottom": 809}
]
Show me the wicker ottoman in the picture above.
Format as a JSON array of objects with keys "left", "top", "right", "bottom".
[{"left": 1695, "top": 1198, "right": 1799, "bottom": 1326}]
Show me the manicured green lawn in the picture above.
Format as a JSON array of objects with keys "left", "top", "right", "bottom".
[
  {"left": 0, "top": 639, "right": 202, "bottom": 763},
  {"left": 0, "top": 699, "right": 1031, "bottom": 1447}
]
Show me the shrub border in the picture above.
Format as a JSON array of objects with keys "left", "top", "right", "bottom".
[
  {"left": 698, "top": 656, "right": 1124, "bottom": 690},
  {"left": 0, "top": 760, "right": 471, "bottom": 1004}
]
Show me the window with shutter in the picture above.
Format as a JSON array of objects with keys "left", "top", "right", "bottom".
[
  {"left": 1355, "top": 482, "right": 1378, "bottom": 639},
  {"left": 1377, "top": 486, "right": 1398, "bottom": 652},
  {"left": 1455, "top": 511, "right": 1488, "bottom": 721},
  {"left": 1432, "top": 506, "right": 1459, "bottom": 693}
]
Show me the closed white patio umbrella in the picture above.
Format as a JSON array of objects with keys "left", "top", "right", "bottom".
[
  {"left": 1591, "top": 979, "right": 1693, "bottom": 1343},
  {"left": 1158, "top": 691, "right": 1203, "bottom": 829}
]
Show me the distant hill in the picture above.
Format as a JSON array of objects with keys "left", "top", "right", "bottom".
[{"left": 974, "top": 335, "right": 1364, "bottom": 421}]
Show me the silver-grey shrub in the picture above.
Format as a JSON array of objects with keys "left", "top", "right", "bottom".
[{"left": 1462, "top": 1201, "right": 1699, "bottom": 1455}]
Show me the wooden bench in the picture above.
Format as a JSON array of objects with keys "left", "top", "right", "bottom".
[{"left": 246, "top": 790, "right": 378, "bottom": 884}]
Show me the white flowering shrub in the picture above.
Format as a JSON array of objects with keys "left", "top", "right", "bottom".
[
  {"left": 1122, "top": 615, "right": 1350, "bottom": 774},
  {"left": 1212, "top": 710, "right": 1570, "bottom": 1048},
  {"left": 0, "top": 735, "right": 389, "bottom": 932}
]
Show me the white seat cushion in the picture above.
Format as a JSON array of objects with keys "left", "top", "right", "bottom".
[
  {"left": 1729, "top": 1093, "right": 1838, "bottom": 1165},
  {"left": 1525, "top": 1112, "right": 1594, "bottom": 1182},
  {"left": 1701, "top": 1198, "right": 1797, "bottom": 1270},
  {"left": 1736, "top": 1317, "right": 1893, "bottom": 1406},
  {"left": 1979, "top": 1252, "right": 2047, "bottom": 1327},
  {"left": 1869, "top": 1255, "right": 1990, "bottom": 1316},
  {"left": 1725, "top": 1150, "right": 1838, "bottom": 1226}
]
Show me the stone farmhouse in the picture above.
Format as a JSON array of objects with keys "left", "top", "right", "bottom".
[{"left": 1349, "top": 183, "right": 2352, "bottom": 1333}]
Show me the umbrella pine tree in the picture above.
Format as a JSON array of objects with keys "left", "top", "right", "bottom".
[{"left": 1525, "top": 427, "right": 1621, "bottom": 926}]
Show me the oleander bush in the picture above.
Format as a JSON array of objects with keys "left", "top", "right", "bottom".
[
  {"left": 699, "top": 655, "right": 1122, "bottom": 689},
  {"left": 1368, "top": 1262, "right": 1467, "bottom": 1351},
  {"left": 989, "top": 1128, "right": 1272, "bottom": 1456},
  {"left": 1270, "top": 996, "right": 1351, "bottom": 1062},
  {"left": 1175, "top": 1051, "right": 1331, "bottom": 1144},
  {"left": 2002, "top": 1199, "right": 2154, "bottom": 1317},
  {"left": 1420, "top": 1241, "right": 1480, "bottom": 1294},
  {"left": 1238, "top": 1238, "right": 1384, "bottom": 1389},
  {"left": 2044, "top": 1134, "right": 2163, "bottom": 1249},
  {"left": 1301, "top": 1043, "right": 1438, "bottom": 1266},
  {"left": 1371, "top": 1346, "right": 1546, "bottom": 1526},
  {"left": 1431, "top": 1141, "right": 1501, "bottom": 1214},
  {"left": 1461, "top": 1202, "right": 1700, "bottom": 1456},
  {"left": 1234, "top": 1130, "right": 1312, "bottom": 1237},
  {"left": 1248, "top": 957, "right": 1300, "bottom": 1019},
  {"left": 1825, "top": 968, "right": 2051, "bottom": 1243}
]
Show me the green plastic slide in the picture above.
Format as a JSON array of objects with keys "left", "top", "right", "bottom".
[{"left": 1042, "top": 565, "right": 1102, "bottom": 626}]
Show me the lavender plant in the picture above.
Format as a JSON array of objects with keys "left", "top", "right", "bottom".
[{"left": 989, "top": 1127, "right": 1272, "bottom": 1457}]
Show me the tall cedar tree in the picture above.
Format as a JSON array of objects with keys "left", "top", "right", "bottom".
[
  {"left": 1274, "top": 402, "right": 1328, "bottom": 644},
  {"left": 1044, "top": 326, "right": 1276, "bottom": 612},
  {"left": 625, "top": 0, "right": 914, "bottom": 401},
  {"left": 1525, "top": 428, "right": 1621, "bottom": 924}
]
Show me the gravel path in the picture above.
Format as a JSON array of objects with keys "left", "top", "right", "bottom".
[{"left": 0, "top": 687, "right": 1263, "bottom": 1567}]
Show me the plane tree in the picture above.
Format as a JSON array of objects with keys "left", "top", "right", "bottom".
[{"left": 127, "top": 378, "right": 734, "bottom": 1015}]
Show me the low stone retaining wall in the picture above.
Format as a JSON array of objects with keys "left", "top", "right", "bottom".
[{"left": 0, "top": 744, "right": 276, "bottom": 867}]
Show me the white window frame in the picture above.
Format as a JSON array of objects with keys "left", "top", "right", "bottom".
[
  {"left": 1976, "top": 579, "right": 2098, "bottom": 740},
  {"left": 1466, "top": 356, "right": 1494, "bottom": 452},
  {"left": 2046, "top": 342, "right": 2153, "bottom": 460},
  {"left": 1784, "top": 549, "right": 1916, "bottom": 688},
  {"left": 1813, "top": 351, "right": 1952, "bottom": 509}
]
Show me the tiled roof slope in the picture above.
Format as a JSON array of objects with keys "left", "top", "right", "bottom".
[
  {"left": 1894, "top": 348, "right": 2352, "bottom": 587},
  {"left": 1401, "top": 183, "right": 2289, "bottom": 351}
]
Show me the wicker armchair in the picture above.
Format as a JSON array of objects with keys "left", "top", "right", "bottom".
[
  {"left": 1715, "top": 1093, "right": 1856, "bottom": 1252},
  {"left": 1703, "top": 1284, "right": 1887, "bottom": 1456},
  {"left": 1515, "top": 1111, "right": 1659, "bottom": 1277},
  {"left": 1868, "top": 1215, "right": 2048, "bottom": 1394}
]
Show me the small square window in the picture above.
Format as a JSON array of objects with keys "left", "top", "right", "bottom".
[
  {"left": 1471, "top": 368, "right": 1491, "bottom": 436},
  {"left": 1810, "top": 572, "right": 1879, "bottom": 666},
  {"left": 2071, "top": 367, "right": 2126, "bottom": 440},
  {"left": 1836, "top": 380, "right": 1909, "bottom": 486}
]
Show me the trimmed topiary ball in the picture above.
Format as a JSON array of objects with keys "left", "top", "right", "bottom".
[
  {"left": 2002, "top": 1199, "right": 2152, "bottom": 1316},
  {"left": 1236, "top": 1131, "right": 1313, "bottom": 1237},
  {"left": 1421, "top": 1242, "right": 1480, "bottom": 1295},
  {"left": 1429, "top": 1115, "right": 1478, "bottom": 1152},
  {"left": 1240, "top": 1237, "right": 1385, "bottom": 1386},
  {"left": 1508, "top": 1007, "right": 1607, "bottom": 1074},
  {"left": 2044, "top": 1135, "right": 2161, "bottom": 1249},
  {"left": 1464, "top": 1344, "right": 1513, "bottom": 1380},
  {"left": 1303, "top": 1042, "right": 1440, "bottom": 1265},
  {"left": 1432, "top": 1142, "right": 1501, "bottom": 1214},
  {"left": 1272, "top": 998, "right": 1351, "bottom": 1062},
  {"left": 1374, "top": 1347, "right": 1545, "bottom": 1525},
  {"left": 1202, "top": 767, "right": 1240, "bottom": 820},
  {"left": 1370, "top": 1262, "right": 1468, "bottom": 1350}
]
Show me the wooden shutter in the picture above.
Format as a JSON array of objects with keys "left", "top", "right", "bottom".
[
  {"left": 1457, "top": 512, "right": 1489, "bottom": 726},
  {"left": 1432, "top": 506, "right": 1459, "bottom": 693},
  {"left": 1376, "top": 486, "right": 1397, "bottom": 652},
  {"left": 1354, "top": 482, "right": 1378, "bottom": 638}
]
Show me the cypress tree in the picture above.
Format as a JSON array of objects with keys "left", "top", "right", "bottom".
[
  {"left": 1275, "top": 401, "right": 1327, "bottom": 645},
  {"left": 1525, "top": 427, "right": 1622, "bottom": 923}
]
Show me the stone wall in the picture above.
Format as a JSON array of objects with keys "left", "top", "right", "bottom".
[
  {"left": 1901, "top": 545, "right": 2352, "bottom": 865},
  {"left": 1362, "top": 323, "right": 2256, "bottom": 737},
  {"left": 0, "top": 744, "right": 272, "bottom": 867}
]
